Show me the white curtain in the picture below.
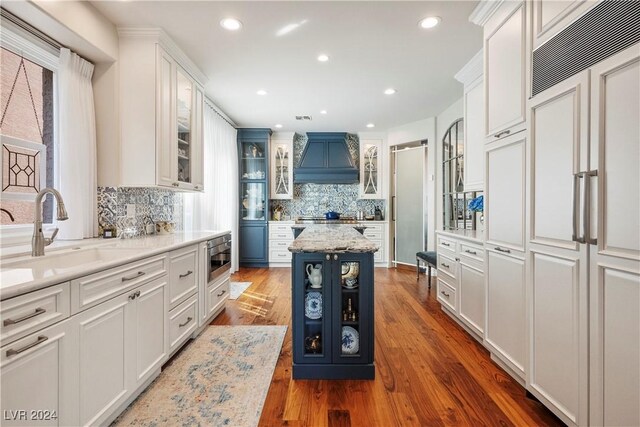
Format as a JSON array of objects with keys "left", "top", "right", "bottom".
[
  {"left": 188, "top": 101, "right": 239, "bottom": 271},
  {"left": 57, "top": 48, "right": 97, "bottom": 239}
]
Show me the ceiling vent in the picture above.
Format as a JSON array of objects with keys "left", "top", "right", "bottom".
[{"left": 295, "top": 115, "right": 313, "bottom": 121}]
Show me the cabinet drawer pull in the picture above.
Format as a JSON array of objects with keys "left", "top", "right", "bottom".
[
  {"left": 326, "top": 254, "right": 330, "bottom": 260},
  {"left": 128, "top": 290, "right": 141, "bottom": 300},
  {"left": 494, "top": 129, "right": 511, "bottom": 138},
  {"left": 440, "top": 291, "right": 450, "bottom": 298},
  {"left": 172, "top": 182, "right": 180, "bottom": 187},
  {"left": 178, "top": 317, "right": 193, "bottom": 328},
  {"left": 494, "top": 247, "right": 511, "bottom": 254},
  {"left": 464, "top": 249, "right": 477, "bottom": 255},
  {"left": 6, "top": 335, "right": 48, "bottom": 357},
  {"left": 179, "top": 270, "right": 193, "bottom": 279},
  {"left": 441, "top": 242, "right": 450, "bottom": 247},
  {"left": 122, "top": 271, "right": 145, "bottom": 282},
  {"left": 440, "top": 263, "right": 450, "bottom": 268},
  {"left": 3, "top": 307, "right": 46, "bottom": 326},
  {"left": 217, "top": 290, "right": 226, "bottom": 297}
]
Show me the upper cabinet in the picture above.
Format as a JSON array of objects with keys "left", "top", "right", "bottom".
[
  {"left": 358, "top": 138, "right": 383, "bottom": 199},
  {"left": 270, "top": 133, "right": 294, "bottom": 199},
  {"left": 118, "top": 29, "right": 207, "bottom": 192},
  {"left": 455, "top": 50, "right": 485, "bottom": 192},
  {"left": 481, "top": 1, "right": 528, "bottom": 140},
  {"left": 531, "top": 0, "right": 599, "bottom": 49}
]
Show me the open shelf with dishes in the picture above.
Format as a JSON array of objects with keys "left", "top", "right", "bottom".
[{"left": 292, "top": 252, "right": 374, "bottom": 379}]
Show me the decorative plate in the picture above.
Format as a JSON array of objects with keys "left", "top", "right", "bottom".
[
  {"left": 305, "top": 292, "right": 322, "bottom": 319},
  {"left": 342, "top": 326, "right": 359, "bottom": 355}
]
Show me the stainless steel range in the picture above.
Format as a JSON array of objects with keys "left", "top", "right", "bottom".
[{"left": 295, "top": 216, "right": 359, "bottom": 224}]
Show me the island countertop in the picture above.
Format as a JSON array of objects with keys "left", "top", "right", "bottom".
[{"left": 288, "top": 224, "right": 379, "bottom": 253}]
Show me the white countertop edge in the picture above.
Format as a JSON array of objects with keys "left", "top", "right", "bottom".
[
  {"left": 0, "top": 230, "right": 230, "bottom": 301},
  {"left": 436, "top": 229, "right": 484, "bottom": 244}
]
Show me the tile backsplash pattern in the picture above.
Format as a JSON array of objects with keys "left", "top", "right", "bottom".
[
  {"left": 273, "top": 133, "right": 385, "bottom": 219},
  {"left": 97, "top": 187, "right": 183, "bottom": 237}
]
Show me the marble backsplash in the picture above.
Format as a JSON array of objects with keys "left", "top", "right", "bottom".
[
  {"left": 97, "top": 187, "right": 183, "bottom": 237},
  {"left": 271, "top": 133, "right": 386, "bottom": 219}
]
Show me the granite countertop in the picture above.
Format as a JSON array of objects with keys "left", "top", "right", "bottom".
[
  {"left": 288, "top": 225, "right": 379, "bottom": 253},
  {"left": 290, "top": 224, "right": 367, "bottom": 229},
  {"left": 436, "top": 229, "right": 484, "bottom": 244},
  {"left": 0, "top": 230, "right": 229, "bottom": 300}
]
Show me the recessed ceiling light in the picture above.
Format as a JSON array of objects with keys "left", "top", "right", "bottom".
[
  {"left": 366, "top": 123, "right": 375, "bottom": 128},
  {"left": 320, "top": 110, "right": 327, "bottom": 115},
  {"left": 220, "top": 18, "right": 242, "bottom": 31},
  {"left": 317, "top": 54, "right": 329, "bottom": 62},
  {"left": 256, "top": 89, "right": 267, "bottom": 96},
  {"left": 275, "top": 124, "right": 283, "bottom": 128},
  {"left": 384, "top": 88, "right": 397, "bottom": 95},
  {"left": 419, "top": 16, "right": 441, "bottom": 29}
]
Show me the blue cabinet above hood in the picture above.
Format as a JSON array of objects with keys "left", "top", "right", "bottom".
[{"left": 293, "top": 132, "right": 359, "bottom": 184}]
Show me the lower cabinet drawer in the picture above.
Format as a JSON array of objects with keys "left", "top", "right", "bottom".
[
  {"left": 437, "top": 254, "right": 457, "bottom": 280},
  {"left": 270, "top": 249, "right": 292, "bottom": 262},
  {"left": 363, "top": 230, "right": 382, "bottom": 240},
  {"left": 206, "top": 278, "right": 229, "bottom": 319},
  {"left": 169, "top": 246, "right": 198, "bottom": 309},
  {"left": 437, "top": 279, "right": 456, "bottom": 312},
  {"left": 1, "top": 282, "right": 70, "bottom": 345},
  {"left": 169, "top": 294, "right": 198, "bottom": 352},
  {"left": 459, "top": 242, "right": 484, "bottom": 264},
  {"left": 269, "top": 230, "right": 294, "bottom": 240},
  {"left": 270, "top": 240, "right": 292, "bottom": 250}
]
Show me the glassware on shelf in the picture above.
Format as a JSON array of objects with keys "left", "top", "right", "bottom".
[{"left": 363, "top": 145, "right": 378, "bottom": 195}]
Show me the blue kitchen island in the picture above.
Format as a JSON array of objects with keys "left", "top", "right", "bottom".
[{"left": 288, "top": 225, "right": 379, "bottom": 380}]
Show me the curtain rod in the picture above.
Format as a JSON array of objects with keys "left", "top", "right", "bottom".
[
  {"left": 204, "top": 98, "right": 237, "bottom": 128},
  {"left": 1, "top": 7, "right": 63, "bottom": 51}
]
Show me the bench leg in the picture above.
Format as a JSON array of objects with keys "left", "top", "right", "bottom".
[
  {"left": 416, "top": 258, "right": 420, "bottom": 281},
  {"left": 428, "top": 265, "right": 432, "bottom": 288}
]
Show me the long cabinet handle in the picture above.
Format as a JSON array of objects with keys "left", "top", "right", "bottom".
[
  {"left": 3, "top": 308, "right": 46, "bottom": 326},
  {"left": 464, "top": 249, "right": 477, "bottom": 255},
  {"left": 494, "top": 246, "right": 511, "bottom": 254},
  {"left": 440, "top": 263, "right": 450, "bottom": 268},
  {"left": 440, "top": 291, "right": 450, "bottom": 298},
  {"left": 572, "top": 172, "right": 585, "bottom": 243},
  {"left": 584, "top": 170, "right": 598, "bottom": 245},
  {"left": 122, "top": 271, "right": 145, "bottom": 282},
  {"left": 6, "top": 335, "right": 48, "bottom": 357},
  {"left": 179, "top": 317, "right": 193, "bottom": 328},
  {"left": 494, "top": 129, "right": 511, "bottom": 138},
  {"left": 441, "top": 242, "right": 450, "bottom": 247},
  {"left": 217, "top": 290, "right": 226, "bottom": 297},
  {"left": 179, "top": 270, "right": 193, "bottom": 279}
]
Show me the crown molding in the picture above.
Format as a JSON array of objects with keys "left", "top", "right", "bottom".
[
  {"left": 454, "top": 49, "right": 483, "bottom": 86},
  {"left": 117, "top": 27, "right": 208, "bottom": 86},
  {"left": 469, "top": 0, "right": 505, "bottom": 26}
]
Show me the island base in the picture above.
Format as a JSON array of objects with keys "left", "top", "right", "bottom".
[{"left": 293, "top": 363, "right": 375, "bottom": 380}]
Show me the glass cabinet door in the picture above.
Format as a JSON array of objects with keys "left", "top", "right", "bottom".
[
  {"left": 293, "top": 254, "right": 332, "bottom": 365},
  {"left": 241, "top": 182, "right": 266, "bottom": 221},
  {"left": 359, "top": 140, "right": 382, "bottom": 199},
  {"left": 270, "top": 140, "right": 292, "bottom": 199},
  {"left": 240, "top": 141, "right": 267, "bottom": 180},
  {"left": 176, "top": 68, "right": 193, "bottom": 184}
]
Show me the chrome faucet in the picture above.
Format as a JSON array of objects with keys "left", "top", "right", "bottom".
[{"left": 32, "top": 187, "right": 69, "bottom": 256}]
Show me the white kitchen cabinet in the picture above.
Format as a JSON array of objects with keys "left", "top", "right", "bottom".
[
  {"left": 588, "top": 45, "right": 640, "bottom": 427},
  {"left": 168, "top": 245, "right": 198, "bottom": 309},
  {"left": 527, "top": 72, "right": 590, "bottom": 426},
  {"left": 270, "top": 133, "right": 294, "bottom": 199},
  {"left": 485, "top": 248, "right": 526, "bottom": 381},
  {"left": 455, "top": 49, "right": 485, "bottom": 192},
  {"left": 359, "top": 139, "right": 383, "bottom": 199},
  {"left": 269, "top": 222, "right": 294, "bottom": 266},
  {"left": 435, "top": 232, "right": 485, "bottom": 339},
  {"left": 483, "top": 1, "right": 527, "bottom": 140},
  {"left": 1, "top": 318, "right": 78, "bottom": 427},
  {"left": 485, "top": 132, "right": 526, "bottom": 253},
  {"left": 360, "top": 222, "right": 387, "bottom": 265},
  {"left": 531, "top": 0, "right": 599, "bottom": 49},
  {"left": 77, "top": 277, "right": 168, "bottom": 426},
  {"left": 118, "top": 28, "right": 206, "bottom": 191}
]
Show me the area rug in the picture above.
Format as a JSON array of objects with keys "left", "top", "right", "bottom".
[
  {"left": 112, "top": 325, "right": 287, "bottom": 427},
  {"left": 229, "top": 281, "right": 252, "bottom": 300}
]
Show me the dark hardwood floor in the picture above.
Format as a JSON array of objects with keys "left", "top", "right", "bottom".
[{"left": 213, "top": 267, "right": 563, "bottom": 427}]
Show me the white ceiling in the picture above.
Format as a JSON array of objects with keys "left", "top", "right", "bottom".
[{"left": 92, "top": 1, "right": 482, "bottom": 133}]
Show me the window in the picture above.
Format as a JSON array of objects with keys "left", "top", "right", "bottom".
[
  {"left": 0, "top": 16, "right": 58, "bottom": 232},
  {"left": 442, "top": 118, "right": 481, "bottom": 230}
]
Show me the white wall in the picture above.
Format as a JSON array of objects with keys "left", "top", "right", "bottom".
[{"left": 435, "top": 97, "right": 464, "bottom": 231}]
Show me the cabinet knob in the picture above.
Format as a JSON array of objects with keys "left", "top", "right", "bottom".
[
  {"left": 334, "top": 254, "right": 338, "bottom": 261},
  {"left": 326, "top": 254, "right": 330, "bottom": 260},
  {"left": 172, "top": 182, "right": 180, "bottom": 187}
]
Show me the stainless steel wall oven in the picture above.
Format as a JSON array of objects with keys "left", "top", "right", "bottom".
[{"left": 207, "top": 234, "right": 231, "bottom": 284}]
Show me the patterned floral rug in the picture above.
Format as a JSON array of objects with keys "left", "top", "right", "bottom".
[
  {"left": 229, "top": 281, "right": 252, "bottom": 300},
  {"left": 112, "top": 325, "right": 286, "bottom": 427}
]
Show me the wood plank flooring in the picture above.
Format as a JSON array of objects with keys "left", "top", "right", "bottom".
[{"left": 213, "top": 267, "right": 563, "bottom": 427}]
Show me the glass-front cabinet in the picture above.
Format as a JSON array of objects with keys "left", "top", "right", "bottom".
[
  {"left": 176, "top": 68, "right": 193, "bottom": 185},
  {"left": 359, "top": 139, "right": 383, "bottom": 199},
  {"left": 238, "top": 129, "right": 271, "bottom": 267},
  {"left": 270, "top": 136, "right": 293, "bottom": 199},
  {"left": 292, "top": 252, "right": 374, "bottom": 379}
]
